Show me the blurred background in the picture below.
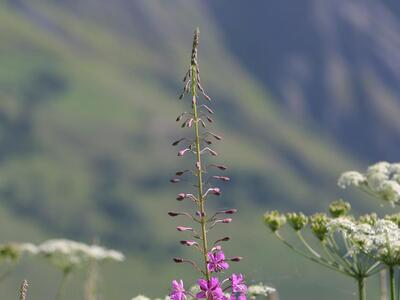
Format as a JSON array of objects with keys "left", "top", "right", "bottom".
[{"left": 1, "top": 0, "right": 399, "bottom": 299}]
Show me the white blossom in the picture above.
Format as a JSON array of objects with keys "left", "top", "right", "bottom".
[
  {"left": 248, "top": 283, "right": 276, "bottom": 299},
  {"left": 38, "top": 239, "right": 124, "bottom": 270},
  {"left": 131, "top": 295, "right": 152, "bottom": 300},
  {"left": 338, "top": 162, "right": 400, "bottom": 205}
]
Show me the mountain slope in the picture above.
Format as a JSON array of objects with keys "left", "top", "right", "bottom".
[{"left": 0, "top": 1, "right": 379, "bottom": 299}]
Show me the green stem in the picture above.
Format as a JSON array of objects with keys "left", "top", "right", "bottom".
[
  {"left": 390, "top": 266, "right": 395, "bottom": 300},
  {"left": 55, "top": 269, "right": 70, "bottom": 300},
  {"left": 274, "top": 232, "right": 351, "bottom": 276},
  {"left": 191, "top": 62, "right": 209, "bottom": 281},
  {"left": 357, "top": 277, "right": 366, "bottom": 300},
  {"left": 296, "top": 231, "right": 321, "bottom": 258}
]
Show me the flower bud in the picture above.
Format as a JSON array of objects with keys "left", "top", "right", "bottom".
[
  {"left": 230, "top": 256, "right": 243, "bottom": 262},
  {"left": 172, "top": 138, "right": 185, "bottom": 146},
  {"left": 176, "top": 193, "right": 186, "bottom": 201},
  {"left": 180, "top": 240, "right": 198, "bottom": 247},
  {"left": 173, "top": 257, "right": 184, "bottom": 263},
  {"left": 168, "top": 212, "right": 180, "bottom": 217},
  {"left": 209, "top": 187, "right": 221, "bottom": 196},
  {"left": 213, "top": 176, "right": 230, "bottom": 182},
  {"left": 177, "top": 226, "right": 193, "bottom": 232},
  {"left": 178, "top": 148, "right": 190, "bottom": 156},
  {"left": 263, "top": 211, "right": 286, "bottom": 232},
  {"left": 328, "top": 199, "right": 351, "bottom": 218},
  {"left": 286, "top": 212, "right": 308, "bottom": 231},
  {"left": 219, "top": 209, "right": 237, "bottom": 215},
  {"left": 310, "top": 213, "right": 330, "bottom": 241},
  {"left": 360, "top": 213, "right": 378, "bottom": 225},
  {"left": 222, "top": 218, "right": 232, "bottom": 223},
  {"left": 170, "top": 178, "right": 181, "bottom": 183},
  {"left": 202, "top": 105, "right": 214, "bottom": 114}
]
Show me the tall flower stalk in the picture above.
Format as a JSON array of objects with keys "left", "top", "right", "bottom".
[{"left": 169, "top": 28, "right": 247, "bottom": 300}]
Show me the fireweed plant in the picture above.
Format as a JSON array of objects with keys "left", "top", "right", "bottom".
[
  {"left": 264, "top": 161, "right": 400, "bottom": 300},
  {"left": 168, "top": 28, "right": 248, "bottom": 300}
]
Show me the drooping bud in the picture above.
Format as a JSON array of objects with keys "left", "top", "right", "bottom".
[
  {"left": 178, "top": 148, "right": 190, "bottom": 156},
  {"left": 286, "top": 212, "right": 308, "bottom": 231},
  {"left": 176, "top": 170, "right": 190, "bottom": 176},
  {"left": 220, "top": 209, "right": 237, "bottom": 214},
  {"left": 180, "top": 240, "right": 198, "bottom": 247},
  {"left": 263, "top": 211, "right": 286, "bottom": 232},
  {"left": 170, "top": 178, "right": 181, "bottom": 183},
  {"left": 177, "top": 226, "right": 194, "bottom": 232},
  {"left": 201, "top": 104, "right": 214, "bottom": 114},
  {"left": 213, "top": 176, "right": 230, "bottom": 182},
  {"left": 222, "top": 218, "right": 232, "bottom": 223},
  {"left": 208, "top": 164, "right": 227, "bottom": 171},
  {"left": 208, "top": 132, "right": 222, "bottom": 140},
  {"left": 214, "top": 237, "right": 230, "bottom": 244},
  {"left": 168, "top": 212, "right": 180, "bottom": 217},
  {"left": 173, "top": 257, "right": 184, "bottom": 263},
  {"left": 172, "top": 138, "right": 186, "bottom": 146},
  {"left": 206, "top": 187, "right": 221, "bottom": 196},
  {"left": 176, "top": 193, "right": 186, "bottom": 201},
  {"left": 230, "top": 256, "right": 243, "bottom": 262},
  {"left": 328, "top": 199, "right": 351, "bottom": 218},
  {"left": 206, "top": 116, "right": 213, "bottom": 123},
  {"left": 310, "top": 213, "right": 330, "bottom": 241}
]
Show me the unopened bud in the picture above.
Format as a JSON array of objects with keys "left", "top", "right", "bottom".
[
  {"left": 210, "top": 188, "right": 221, "bottom": 196},
  {"left": 222, "top": 218, "right": 232, "bottom": 223},
  {"left": 170, "top": 178, "right": 180, "bottom": 183},
  {"left": 206, "top": 117, "right": 213, "bottom": 123},
  {"left": 172, "top": 138, "right": 185, "bottom": 146},
  {"left": 176, "top": 193, "right": 186, "bottom": 201},
  {"left": 180, "top": 240, "right": 198, "bottom": 247},
  {"left": 173, "top": 257, "right": 184, "bottom": 263},
  {"left": 168, "top": 212, "right": 179, "bottom": 217},
  {"left": 221, "top": 209, "right": 237, "bottom": 214},
  {"left": 202, "top": 105, "right": 214, "bottom": 114},
  {"left": 230, "top": 256, "right": 243, "bottom": 262},
  {"left": 213, "top": 176, "right": 230, "bottom": 182},
  {"left": 177, "top": 226, "right": 193, "bottom": 232},
  {"left": 178, "top": 148, "right": 190, "bottom": 156}
]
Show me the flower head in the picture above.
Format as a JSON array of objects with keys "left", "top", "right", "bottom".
[
  {"left": 207, "top": 249, "right": 229, "bottom": 273},
  {"left": 170, "top": 280, "right": 187, "bottom": 300},
  {"left": 286, "top": 212, "right": 308, "bottom": 231},
  {"left": 310, "top": 213, "right": 330, "bottom": 241},
  {"left": 328, "top": 199, "right": 351, "bottom": 218},
  {"left": 196, "top": 278, "right": 225, "bottom": 300},
  {"left": 263, "top": 211, "right": 286, "bottom": 232}
]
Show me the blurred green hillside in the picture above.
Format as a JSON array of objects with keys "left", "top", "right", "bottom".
[{"left": 0, "top": 1, "right": 387, "bottom": 299}]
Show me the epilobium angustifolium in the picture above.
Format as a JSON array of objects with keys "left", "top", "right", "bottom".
[{"left": 168, "top": 28, "right": 247, "bottom": 300}]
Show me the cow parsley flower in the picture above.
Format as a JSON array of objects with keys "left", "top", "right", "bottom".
[
  {"left": 247, "top": 283, "right": 276, "bottom": 299},
  {"left": 338, "top": 162, "right": 400, "bottom": 205}
]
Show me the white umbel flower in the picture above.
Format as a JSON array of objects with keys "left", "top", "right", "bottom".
[
  {"left": 338, "top": 162, "right": 400, "bottom": 205},
  {"left": 38, "top": 239, "right": 124, "bottom": 270},
  {"left": 248, "top": 283, "right": 276, "bottom": 299}
]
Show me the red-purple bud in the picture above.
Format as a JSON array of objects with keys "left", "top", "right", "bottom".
[
  {"left": 176, "top": 193, "right": 186, "bottom": 201},
  {"left": 221, "top": 209, "right": 237, "bottom": 214},
  {"left": 175, "top": 170, "right": 189, "bottom": 176},
  {"left": 173, "top": 257, "right": 184, "bottom": 263},
  {"left": 202, "top": 105, "right": 214, "bottom": 114},
  {"left": 230, "top": 256, "right": 243, "bottom": 262},
  {"left": 200, "top": 120, "right": 206, "bottom": 128},
  {"left": 172, "top": 138, "right": 185, "bottom": 146},
  {"left": 168, "top": 212, "right": 179, "bottom": 217},
  {"left": 178, "top": 148, "right": 190, "bottom": 156},
  {"left": 213, "top": 176, "right": 230, "bottom": 182},
  {"left": 196, "top": 211, "right": 205, "bottom": 217},
  {"left": 177, "top": 226, "right": 193, "bottom": 232},
  {"left": 214, "top": 237, "right": 230, "bottom": 244},
  {"left": 206, "top": 116, "right": 213, "bottom": 123},
  {"left": 188, "top": 118, "right": 194, "bottom": 128},
  {"left": 196, "top": 162, "right": 201, "bottom": 170},
  {"left": 170, "top": 178, "right": 180, "bottom": 183},
  {"left": 203, "top": 94, "right": 212, "bottom": 101},
  {"left": 180, "top": 240, "right": 198, "bottom": 247},
  {"left": 209, "top": 187, "right": 221, "bottom": 196},
  {"left": 209, "top": 132, "right": 222, "bottom": 140},
  {"left": 222, "top": 218, "right": 232, "bottom": 223}
]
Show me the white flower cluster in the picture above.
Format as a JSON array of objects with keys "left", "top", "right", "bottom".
[
  {"left": 248, "top": 283, "right": 276, "bottom": 299},
  {"left": 328, "top": 218, "right": 400, "bottom": 266},
  {"left": 338, "top": 162, "right": 400, "bottom": 205},
  {"left": 38, "top": 239, "right": 124, "bottom": 270},
  {"left": 0, "top": 242, "right": 39, "bottom": 262}
]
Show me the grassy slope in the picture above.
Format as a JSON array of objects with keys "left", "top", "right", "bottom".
[{"left": 0, "top": 1, "right": 382, "bottom": 299}]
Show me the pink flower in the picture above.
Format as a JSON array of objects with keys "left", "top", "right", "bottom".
[
  {"left": 196, "top": 278, "right": 225, "bottom": 300},
  {"left": 207, "top": 250, "right": 229, "bottom": 273},
  {"left": 170, "top": 280, "right": 186, "bottom": 300},
  {"left": 230, "top": 274, "right": 247, "bottom": 300}
]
